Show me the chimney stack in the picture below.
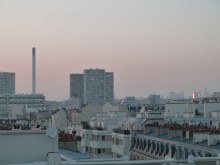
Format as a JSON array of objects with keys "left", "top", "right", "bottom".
[{"left": 32, "top": 47, "right": 36, "bottom": 95}]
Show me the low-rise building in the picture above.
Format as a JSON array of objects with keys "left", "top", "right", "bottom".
[
  {"left": 80, "top": 110, "right": 129, "bottom": 159},
  {"left": 0, "top": 94, "right": 45, "bottom": 119},
  {"left": 130, "top": 99, "right": 220, "bottom": 160}
]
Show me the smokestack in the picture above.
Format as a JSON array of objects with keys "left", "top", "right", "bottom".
[{"left": 32, "top": 47, "right": 36, "bottom": 94}]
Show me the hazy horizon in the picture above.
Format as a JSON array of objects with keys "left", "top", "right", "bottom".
[{"left": 0, "top": 0, "right": 220, "bottom": 101}]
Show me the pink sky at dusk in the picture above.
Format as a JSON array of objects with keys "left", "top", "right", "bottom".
[{"left": 0, "top": 0, "right": 220, "bottom": 101}]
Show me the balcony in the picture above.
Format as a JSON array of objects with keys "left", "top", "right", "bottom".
[
  {"left": 112, "top": 144, "right": 129, "bottom": 156},
  {"left": 113, "top": 128, "right": 130, "bottom": 135},
  {"left": 89, "top": 140, "right": 112, "bottom": 148},
  {"left": 80, "top": 139, "right": 89, "bottom": 147}
]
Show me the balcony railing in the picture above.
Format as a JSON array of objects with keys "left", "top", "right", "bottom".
[
  {"left": 113, "top": 128, "right": 130, "bottom": 135},
  {"left": 59, "top": 153, "right": 220, "bottom": 165}
]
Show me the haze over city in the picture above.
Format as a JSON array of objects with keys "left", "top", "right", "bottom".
[{"left": 0, "top": 0, "right": 220, "bottom": 101}]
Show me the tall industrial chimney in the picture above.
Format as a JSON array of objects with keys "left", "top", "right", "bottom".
[{"left": 32, "top": 47, "right": 36, "bottom": 94}]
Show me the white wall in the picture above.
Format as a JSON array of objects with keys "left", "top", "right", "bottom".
[
  {"left": 103, "top": 103, "right": 119, "bottom": 112},
  {"left": 11, "top": 104, "right": 24, "bottom": 119},
  {"left": 208, "top": 134, "right": 220, "bottom": 146},
  {"left": 211, "top": 112, "right": 220, "bottom": 118},
  {"left": 165, "top": 104, "right": 185, "bottom": 117},
  {"left": 193, "top": 133, "right": 207, "bottom": 144},
  {"left": 0, "top": 130, "right": 58, "bottom": 164},
  {"left": 204, "top": 103, "right": 220, "bottom": 117},
  {"left": 112, "top": 133, "right": 130, "bottom": 157},
  {"left": 76, "top": 105, "right": 103, "bottom": 125}
]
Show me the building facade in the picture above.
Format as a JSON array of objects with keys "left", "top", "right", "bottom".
[
  {"left": 105, "top": 72, "right": 114, "bottom": 104},
  {"left": 0, "top": 94, "right": 45, "bottom": 119},
  {"left": 80, "top": 110, "right": 129, "bottom": 159},
  {"left": 81, "top": 128, "right": 113, "bottom": 159},
  {"left": 130, "top": 99, "right": 220, "bottom": 160},
  {"left": 70, "top": 69, "right": 114, "bottom": 105},
  {"left": 84, "top": 69, "right": 106, "bottom": 105},
  {"left": 70, "top": 74, "right": 84, "bottom": 103},
  {"left": 0, "top": 72, "right": 15, "bottom": 95},
  {"left": 0, "top": 94, "right": 45, "bottom": 105}
]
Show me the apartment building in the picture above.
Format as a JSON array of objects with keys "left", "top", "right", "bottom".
[
  {"left": 70, "top": 69, "right": 114, "bottom": 105},
  {"left": 70, "top": 74, "right": 84, "bottom": 103},
  {"left": 130, "top": 98, "right": 220, "bottom": 160},
  {"left": 0, "top": 72, "right": 15, "bottom": 95},
  {"left": 80, "top": 110, "right": 128, "bottom": 159}
]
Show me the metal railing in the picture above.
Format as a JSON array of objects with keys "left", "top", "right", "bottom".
[{"left": 60, "top": 154, "right": 220, "bottom": 165}]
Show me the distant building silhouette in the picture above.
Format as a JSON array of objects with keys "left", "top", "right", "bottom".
[
  {"left": 168, "top": 91, "right": 184, "bottom": 99},
  {"left": 0, "top": 72, "right": 15, "bottom": 95},
  {"left": 70, "top": 69, "right": 114, "bottom": 105},
  {"left": 120, "top": 97, "right": 137, "bottom": 107}
]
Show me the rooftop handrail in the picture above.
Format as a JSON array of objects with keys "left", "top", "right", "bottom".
[{"left": 60, "top": 154, "right": 220, "bottom": 165}]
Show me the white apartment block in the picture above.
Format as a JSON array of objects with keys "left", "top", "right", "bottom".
[
  {"left": 112, "top": 119, "right": 143, "bottom": 158},
  {"left": 84, "top": 69, "right": 114, "bottom": 105},
  {"left": 80, "top": 106, "right": 148, "bottom": 159},
  {"left": 81, "top": 129, "right": 112, "bottom": 159},
  {"left": 80, "top": 110, "right": 129, "bottom": 159},
  {"left": 70, "top": 69, "right": 114, "bottom": 105},
  {"left": 112, "top": 132, "right": 130, "bottom": 158}
]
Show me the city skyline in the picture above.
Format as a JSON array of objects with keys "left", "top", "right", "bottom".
[{"left": 0, "top": 0, "right": 220, "bottom": 101}]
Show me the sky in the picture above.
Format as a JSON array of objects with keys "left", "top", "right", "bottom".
[{"left": 0, "top": 0, "right": 220, "bottom": 101}]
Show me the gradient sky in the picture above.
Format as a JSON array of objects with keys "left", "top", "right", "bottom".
[{"left": 0, "top": 0, "right": 220, "bottom": 101}]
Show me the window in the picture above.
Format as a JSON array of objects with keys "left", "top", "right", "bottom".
[
  {"left": 116, "top": 138, "right": 119, "bottom": 145},
  {"left": 117, "top": 154, "right": 122, "bottom": 158},
  {"left": 102, "top": 136, "right": 105, "bottom": 140},
  {"left": 119, "top": 139, "right": 123, "bottom": 146}
]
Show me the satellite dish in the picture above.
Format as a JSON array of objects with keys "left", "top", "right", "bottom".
[{"left": 46, "top": 127, "right": 58, "bottom": 139}]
